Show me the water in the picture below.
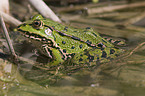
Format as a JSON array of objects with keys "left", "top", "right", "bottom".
[
  {"left": 0, "top": 36, "right": 145, "bottom": 96},
  {"left": 1, "top": 4, "right": 145, "bottom": 95}
]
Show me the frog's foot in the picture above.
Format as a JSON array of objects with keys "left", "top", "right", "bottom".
[{"left": 103, "top": 37, "right": 126, "bottom": 46}]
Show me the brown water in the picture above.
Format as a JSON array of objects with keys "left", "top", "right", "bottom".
[
  {"left": 1, "top": 3, "right": 145, "bottom": 95},
  {"left": 0, "top": 29, "right": 145, "bottom": 96}
]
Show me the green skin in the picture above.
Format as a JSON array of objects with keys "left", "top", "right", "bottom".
[{"left": 17, "top": 15, "right": 123, "bottom": 67}]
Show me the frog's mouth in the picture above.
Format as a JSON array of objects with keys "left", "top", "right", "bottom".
[{"left": 17, "top": 28, "right": 54, "bottom": 47}]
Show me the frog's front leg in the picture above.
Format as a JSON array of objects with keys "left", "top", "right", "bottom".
[{"left": 42, "top": 44, "right": 64, "bottom": 66}]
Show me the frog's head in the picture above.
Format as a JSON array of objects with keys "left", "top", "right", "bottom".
[{"left": 17, "top": 14, "right": 56, "bottom": 46}]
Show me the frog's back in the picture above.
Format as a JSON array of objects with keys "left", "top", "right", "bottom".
[
  {"left": 43, "top": 19, "right": 124, "bottom": 66},
  {"left": 43, "top": 19, "right": 114, "bottom": 48}
]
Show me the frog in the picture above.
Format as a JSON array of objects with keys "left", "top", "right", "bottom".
[{"left": 17, "top": 14, "right": 124, "bottom": 68}]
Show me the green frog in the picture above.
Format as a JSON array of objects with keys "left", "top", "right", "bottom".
[{"left": 17, "top": 14, "right": 124, "bottom": 68}]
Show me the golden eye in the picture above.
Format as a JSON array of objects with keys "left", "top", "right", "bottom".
[{"left": 32, "top": 19, "right": 43, "bottom": 29}]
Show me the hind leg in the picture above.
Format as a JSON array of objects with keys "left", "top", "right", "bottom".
[{"left": 103, "top": 37, "right": 126, "bottom": 46}]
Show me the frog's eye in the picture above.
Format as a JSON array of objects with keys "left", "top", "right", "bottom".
[{"left": 32, "top": 19, "right": 43, "bottom": 29}]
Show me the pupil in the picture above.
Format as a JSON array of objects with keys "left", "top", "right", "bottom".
[{"left": 35, "top": 22, "right": 39, "bottom": 25}]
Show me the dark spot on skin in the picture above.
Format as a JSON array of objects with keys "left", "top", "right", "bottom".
[
  {"left": 84, "top": 49, "right": 87, "bottom": 51},
  {"left": 97, "top": 43, "right": 105, "bottom": 49},
  {"left": 52, "top": 26, "right": 55, "bottom": 29},
  {"left": 101, "top": 51, "right": 107, "bottom": 58},
  {"left": 86, "top": 27, "right": 91, "bottom": 29},
  {"left": 79, "top": 44, "right": 83, "bottom": 49},
  {"left": 71, "top": 36, "right": 81, "bottom": 41},
  {"left": 109, "top": 39, "right": 113, "bottom": 42},
  {"left": 97, "top": 43, "right": 103, "bottom": 48},
  {"left": 84, "top": 49, "right": 89, "bottom": 56},
  {"left": 79, "top": 58, "right": 83, "bottom": 62},
  {"left": 97, "top": 57, "right": 99, "bottom": 61},
  {"left": 87, "top": 54, "right": 94, "bottom": 62},
  {"left": 62, "top": 41, "right": 66, "bottom": 44},
  {"left": 58, "top": 32, "right": 66, "bottom": 36},
  {"left": 86, "top": 40, "right": 92, "bottom": 45},
  {"left": 102, "top": 39, "right": 107, "bottom": 43},
  {"left": 66, "top": 54, "right": 72, "bottom": 59},
  {"left": 63, "top": 49, "right": 66, "bottom": 53},
  {"left": 64, "top": 26, "right": 68, "bottom": 31},
  {"left": 53, "top": 34, "right": 56, "bottom": 41},
  {"left": 56, "top": 47, "right": 60, "bottom": 49},
  {"left": 71, "top": 53, "right": 75, "bottom": 56},
  {"left": 92, "top": 33, "right": 98, "bottom": 37},
  {"left": 114, "top": 41, "right": 121, "bottom": 44},
  {"left": 110, "top": 49, "right": 115, "bottom": 54},
  {"left": 71, "top": 46, "right": 75, "bottom": 49},
  {"left": 58, "top": 49, "right": 65, "bottom": 60}
]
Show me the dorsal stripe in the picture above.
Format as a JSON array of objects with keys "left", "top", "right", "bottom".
[{"left": 43, "top": 25, "right": 97, "bottom": 48}]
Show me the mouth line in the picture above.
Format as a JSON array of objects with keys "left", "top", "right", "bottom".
[{"left": 17, "top": 28, "right": 52, "bottom": 44}]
